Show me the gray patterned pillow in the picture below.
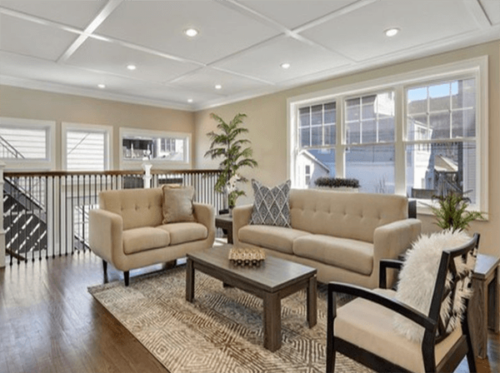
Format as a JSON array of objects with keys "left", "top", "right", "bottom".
[{"left": 250, "top": 179, "right": 291, "bottom": 228}]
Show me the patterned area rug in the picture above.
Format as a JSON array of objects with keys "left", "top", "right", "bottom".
[{"left": 89, "top": 266, "right": 372, "bottom": 373}]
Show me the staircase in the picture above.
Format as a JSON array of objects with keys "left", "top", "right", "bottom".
[{"left": 4, "top": 178, "right": 48, "bottom": 260}]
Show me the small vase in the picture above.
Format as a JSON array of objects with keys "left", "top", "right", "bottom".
[{"left": 229, "top": 206, "right": 234, "bottom": 217}]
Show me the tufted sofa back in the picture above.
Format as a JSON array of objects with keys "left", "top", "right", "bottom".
[
  {"left": 99, "top": 188, "right": 163, "bottom": 230},
  {"left": 289, "top": 189, "right": 408, "bottom": 243}
]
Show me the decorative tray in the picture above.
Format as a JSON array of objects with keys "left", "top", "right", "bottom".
[{"left": 229, "top": 247, "right": 266, "bottom": 267}]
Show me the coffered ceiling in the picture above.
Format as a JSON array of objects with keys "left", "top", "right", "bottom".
[{"left": 0, "top": 0, "right": 499, "bottom": 111}]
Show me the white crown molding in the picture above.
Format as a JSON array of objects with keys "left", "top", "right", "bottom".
[{"left": 0, "top": 75, "right": 193, "bottom": 112}]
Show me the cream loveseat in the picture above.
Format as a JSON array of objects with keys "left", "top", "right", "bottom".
[
  {"left": 89, "top": 187, "right": 215, "bottom": 286},
  {"left": 233, "top": 189, "right": 421, "bottom": 288}
]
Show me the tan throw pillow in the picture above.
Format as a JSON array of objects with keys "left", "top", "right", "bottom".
[{"left": 162, "top": 185, "right": 196, "bottom": 224}]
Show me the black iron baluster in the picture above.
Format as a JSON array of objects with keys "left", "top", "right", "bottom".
[
  {"left": 29, "top": 176, "right": 34, "bottom": 262},
  {"left": 77, "top": 175, "right": 80, "bottom": 255},
  {"left": 65, "top": 175, "right": 68, "bottom": 256},
  {"left": 8, "top": 177, "right": 13, "bottom": 265},
  {"left": 58, "top": 175, "right": 61, "bottom": 257},
  {"left": 45, "top": 177, "right": 49, "bottom": 260},
  {"left": 82, "top": 174, "right": 86, "bottom": 254}
]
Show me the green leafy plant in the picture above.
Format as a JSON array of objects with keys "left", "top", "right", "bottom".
[
  {"left": 431, "top": 192, "right": 484, "bottom": 232},
  {"left": 314, "top": 177, "right": 360, "bottom": 188},
  {"left": 204, "top": 113, "right": 258, "bottom": 208}
]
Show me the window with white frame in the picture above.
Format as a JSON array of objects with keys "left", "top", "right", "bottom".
[
  {"left": 0, "top": 117, "right": 55, "bottom": 169},
  {"left": 296, "top": 102, "right": 336, "bottom": 189},
  {"left": 63, "top": 123, "right": 112, "bottom": 171},
  {"left": 345, "top": 91, "right": 396, "bottom": 194},
  {"left": 405, "top": 78, "right": 478, "bottom": 203},
  {"left": 120, "top": 128, "right": 190, "bottom": 168},
  {"left": 289, "top": 57, "right": 488, "bottom": 212}
]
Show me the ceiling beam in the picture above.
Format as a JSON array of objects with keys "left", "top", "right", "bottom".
[
  {"left": 462, "top": 0, "right": 493, "bottom": 28},
  {"left": 57, "top": 0, "right": 123, "bottom": 63}
]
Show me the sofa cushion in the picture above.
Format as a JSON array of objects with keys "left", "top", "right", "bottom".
[
  {"left": 250, "top": 179, "right": 291, "bottom": 227},
  {"left": 122, "top": 227, "right": 170, "bottom": 255},
  {"left": 238, "top": 225, "right": 310, "bottom": 254},
  {"left": 293, "top": 235, "right": 373, "bottom": 275},
  {"left": 158, "top": 222, "right": 208, "bottom": 245},
  {"left": 162, "top": 185, "right": 196, "bottom": 224},
  {"left": 289, "top": 189, "right": 408, "bottom": 243},
  {"left": 99, "top": 188, "right": 163, "bottom": 230}
]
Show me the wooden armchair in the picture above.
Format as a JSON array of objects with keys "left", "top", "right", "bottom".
[{"left": 326, "top": 233, "right": 480, "bottom": 373}]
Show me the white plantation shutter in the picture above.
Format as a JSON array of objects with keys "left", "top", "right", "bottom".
[{"left": 66, "top": 130, "right": 106, "bottom": 171}]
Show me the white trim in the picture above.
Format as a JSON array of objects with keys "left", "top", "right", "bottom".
[
  {"left": 0, "top": 117, "right": 56, "bottom": 170},
  {"left": 61, "top": 122, "right": 113, "bottom": 171},
  {"left": 287, "top": 56, "right": 489, "bottom": 212},
  {"left": 119, "top": 127, "right": 192, "bottom": 170}
]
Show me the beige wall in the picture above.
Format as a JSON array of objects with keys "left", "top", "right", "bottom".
[
  {"left": 194, "top": 40, "right": 500, "bottom": 257},
  {"left": 0, "top": 85, "right": 194, "bottom": 170}
]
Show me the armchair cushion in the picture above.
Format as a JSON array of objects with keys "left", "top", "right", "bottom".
[
  {"left": 123, "top": 227, "right": 170, "bottom": 255},
  {"left": 158, "top": 222, "right": 208, "bottom": 245},
  {"left": 161, "top": 185, "right": 196, "bottom": 224},
  {"left": 335, "top": 288, "right": 462, "bottom": 373},
  {"left": 394, "top": 230, "right": 476, "bottom": 342}
]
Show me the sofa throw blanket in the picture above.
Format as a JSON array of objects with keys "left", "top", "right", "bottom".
[
  {"left": 250, "top": 179, "right": 291, "bottom": 228},
  {"left": 393, "top": 230, "right": 476, "bottom": 342}
]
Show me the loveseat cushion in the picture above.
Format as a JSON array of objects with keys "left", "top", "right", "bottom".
[
  {"left": 293, "top": 235, "right": 373, "bottom": 275},
  {"left": 238, "top": 225, "right": 310, "bottom": 254},
  {"left": 123, "top": 227, "right": 170, "bottom": 255},
  {"left": 158, "top": 222, "right": 208, "bottom": 245}
]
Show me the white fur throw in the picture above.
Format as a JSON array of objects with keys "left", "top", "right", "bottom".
[{"left": 393, "top": 230, "right": 476, "bottom": 343}]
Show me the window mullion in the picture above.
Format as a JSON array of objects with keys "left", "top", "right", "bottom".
[
  {"left": 394, "top": 85, "right": 406, "bottom": 195},
  {"left": 336, "top": 97, "right": 345, "bottom": 178}
]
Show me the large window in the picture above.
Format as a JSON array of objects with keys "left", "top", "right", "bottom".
[
  {"left": 120, "top": 128, "right": 191, "bottom": 169},
  {"left": 289, "top": 57, "right": 488, "bottom": 212},
  {"left": 344, "top": 92, "right": 396, "bottom": 194},
  {"left": 405, "top": 79, "right": 477, "bottom": 203}
]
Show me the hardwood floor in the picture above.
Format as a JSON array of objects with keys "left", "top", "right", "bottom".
[{"left": 0, "top": 252, "right": 498, "bottom": 373}]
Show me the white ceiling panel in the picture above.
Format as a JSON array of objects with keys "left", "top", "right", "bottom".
[
  {"left": 66, "top": 38, "right": 201, "bottom": 83},
  {"left": 132, "top": 84, "right": 221, "bottom": 107},
  {"left": 237, "top": 0, "right": 357, "bottom": 29},
  {"left": 170, "top": 67, "right": 270, "bottom": 96},
  {"left": 479, "top": 0, "right": 500, "bottom": 25},
  {"left": 213, "top": 36, "right": 351, "bottom": 84},
  {"left": 0, "top": 14, "right": 77, "bottom": 61},
  {"left": 0, "top": 0, "right": 104, "bottom": 28},
  {"left": 95, "top": 1, "right": 281, "bottom": 64},
  {"left": 301, "top": 0, "right": 480, "bottom": 62}
]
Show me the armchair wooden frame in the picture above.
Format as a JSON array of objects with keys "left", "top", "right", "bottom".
[{"left": 326, "top": 233, "right": 480, "bottom": 373}]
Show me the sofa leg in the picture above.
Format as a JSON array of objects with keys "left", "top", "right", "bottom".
[
  {"left": 165, "top": 260, "right": 177, "bottom": 270},
  {"left": 124, "top": 271, "right": 130, "bottom": 287},
  {"left": 102, "top": 260, "right": 107, "bottom": 275}
]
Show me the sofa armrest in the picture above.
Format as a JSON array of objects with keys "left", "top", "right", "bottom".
[
  {"left": 194, "top": 203, "right": 215, "bottom": 236},
  {"left": 89, "top": 209, "right": 124, "bottom": 267},
  {"left": 232, "top": 204, "right": 253, "bottom": 246},
  {"left": 373, "top": 218, "right": 421, "bottom": 287}
]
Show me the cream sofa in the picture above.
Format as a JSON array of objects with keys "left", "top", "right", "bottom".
[
  {"left": 233, "top": 189, "right": 421, "bottom": 288},
  {"left": 89, "top": 187, "right": 215, "bottom": 286}
]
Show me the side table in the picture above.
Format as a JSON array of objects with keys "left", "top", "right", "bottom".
[
  {"left": 215, "top": 214, "right": 233, "bottom": 244},
  {"left": 469, "top": 253, "right": 500, "bottom": 359}
]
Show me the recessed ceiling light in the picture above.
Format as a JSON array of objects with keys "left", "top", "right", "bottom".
[
  {"left": 98, "top": 84, "right": 106, "bottom": 89},
  {"left": 215, "top": 84, "right": 222, "bottom": 90},
  {"left": 185, "top": 28, "right": 198, "bottom": 37},
  {"left": 385, "top": 28, "right": 400, "bottom": 37},
  {"left": 127, "top": 64, "right": 137, "bottom": 71},
  {"left": 187, "top": 99, "right": 193, "bottom": 103},
  {"left": 281, "top": 63, "right": 291, "bottom": 69}
]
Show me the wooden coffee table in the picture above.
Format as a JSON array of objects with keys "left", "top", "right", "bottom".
[{"left": 186, "top": 244, "right": 317, "bottom": 352}]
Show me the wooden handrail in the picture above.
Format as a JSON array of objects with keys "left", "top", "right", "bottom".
[{"left": 4, "top": 169, "right": 222, "bottom": 178}]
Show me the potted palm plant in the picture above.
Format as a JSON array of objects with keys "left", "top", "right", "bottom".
[
  {"left": 431, "top": 192, "right": 484, "bottom": 232},
  {"left": 205, "top": 113, "right": 258, "bottom": 213}
]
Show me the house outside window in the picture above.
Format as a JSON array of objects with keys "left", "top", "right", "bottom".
[
  {"left": 120, "top": 128, "right": 191, "bottom": 169},
  {"left": 288, "top": 57, "right": 488, "bottom": 213}
]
